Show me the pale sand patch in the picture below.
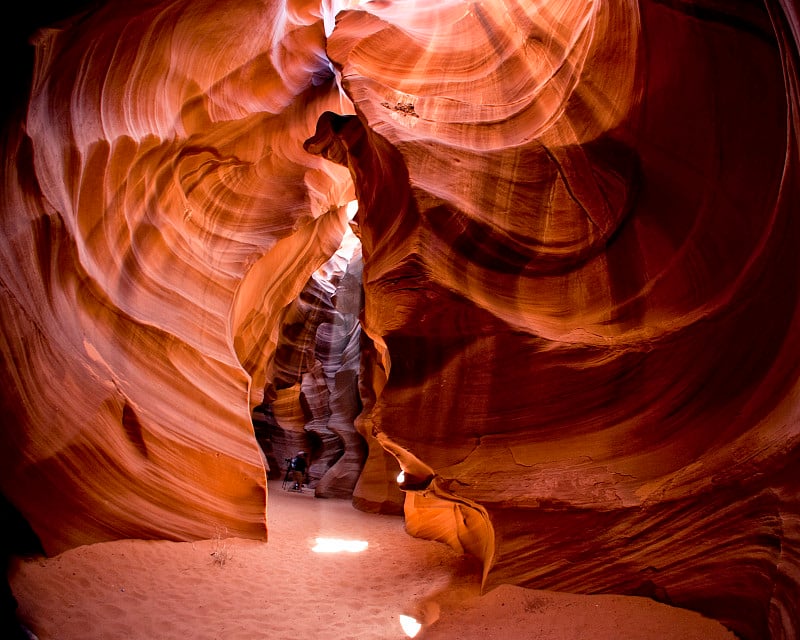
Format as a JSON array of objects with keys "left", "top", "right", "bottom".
[{"left": 9, "top": 480, "right": 737, "bottom": 639}]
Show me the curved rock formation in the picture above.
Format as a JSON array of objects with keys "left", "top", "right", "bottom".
[
  {"left": 1, "top": 0, "right": 355, "bottom": 551},
  {"left": 310, "top": 2, "right": 800, "bottom": 638},
  {"left": 1, "top": 1, "right": 799, "bottom": 638}
]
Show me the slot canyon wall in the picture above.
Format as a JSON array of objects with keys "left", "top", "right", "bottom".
[{"left": 1, "top": 1, "right": 799, "bottom": 639}]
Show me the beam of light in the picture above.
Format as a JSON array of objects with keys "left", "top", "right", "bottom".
[
  {"left": 346, "top": 199, "right": 359, "bottom": 220},
  {"left": 397, "top": 470, "right": 405, "bottom": 483},
  {"left": 311, "top": 537, "right": 369, "bottom": 553},
  {"left": 399, "top": 615, "right": 422, "bottom": 638}
]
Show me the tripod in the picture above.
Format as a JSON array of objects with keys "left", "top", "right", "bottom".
[{"left": 281, "top": 458, "right": 293, "bottom": 491}]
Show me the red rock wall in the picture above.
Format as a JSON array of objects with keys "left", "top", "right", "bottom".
[
  {"left": 311, "top": 2, "right": 800, "bottom": 638},
  {"left": 1, "top": 1, "right": 799, "bottom": 638},
  {"left": 1, "top": 0, "right": 354, "bottom": 552}
]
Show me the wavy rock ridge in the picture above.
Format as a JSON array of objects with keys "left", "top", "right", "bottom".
[{"left": 1, "top": 1, "right": 799, "bottom": 638}]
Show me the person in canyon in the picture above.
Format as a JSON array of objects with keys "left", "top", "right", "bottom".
[{"left": 288, "top": 451, "right": 308, "bottom": 491}]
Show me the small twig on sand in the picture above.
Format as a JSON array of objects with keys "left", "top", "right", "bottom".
[{"left": 209, "top": 526, "right": 232, "bottom": 567}]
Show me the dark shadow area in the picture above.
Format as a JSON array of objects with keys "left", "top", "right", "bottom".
[
  {"left": 1, "top": 493, "right": 43, "bottom": 639},
  {"left": 1, "top": 1, "right": 102, "bottom": 125}
]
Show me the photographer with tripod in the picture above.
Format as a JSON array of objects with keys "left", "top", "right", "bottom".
[{"left": 284, "top": 451, "right": 308, "bottom": 492}]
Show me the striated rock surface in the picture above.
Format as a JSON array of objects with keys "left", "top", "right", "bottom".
[
  {"left": 1, "top": 0, "right": 355, "bottom": 552},
  {"left": 309, "top": 1, "right": 800, "bottom": 638},
  {"left": 2, "top": 1, "right": 799, "bottom": 639}
]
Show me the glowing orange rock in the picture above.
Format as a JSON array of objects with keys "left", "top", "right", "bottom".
[{"left": 1, "top": 1, "right": 799, "bottom": 638}]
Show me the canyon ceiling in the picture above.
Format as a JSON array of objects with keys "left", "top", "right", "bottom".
[{"left": 1, "top": 1, "right": 799, "bottom": 639}]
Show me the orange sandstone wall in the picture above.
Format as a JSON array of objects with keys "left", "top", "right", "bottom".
[
  {"left": 0, "top": 0, "right": 354, "bottom": 552},
  {"left": 310, "top": 2, "right": 800, "bottom": 638}
]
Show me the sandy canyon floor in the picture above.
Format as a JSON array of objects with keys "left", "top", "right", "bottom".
[{"left": 9, "top": 480, "right": 738, "bottom": 639}]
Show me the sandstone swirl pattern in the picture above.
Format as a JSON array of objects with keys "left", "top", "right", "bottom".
[
  {"left": 1, "top": 1, "right": 799, "bottom": 638},
  {"left": 1, "top": 0, "right": 355, "bottom": 549}
]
